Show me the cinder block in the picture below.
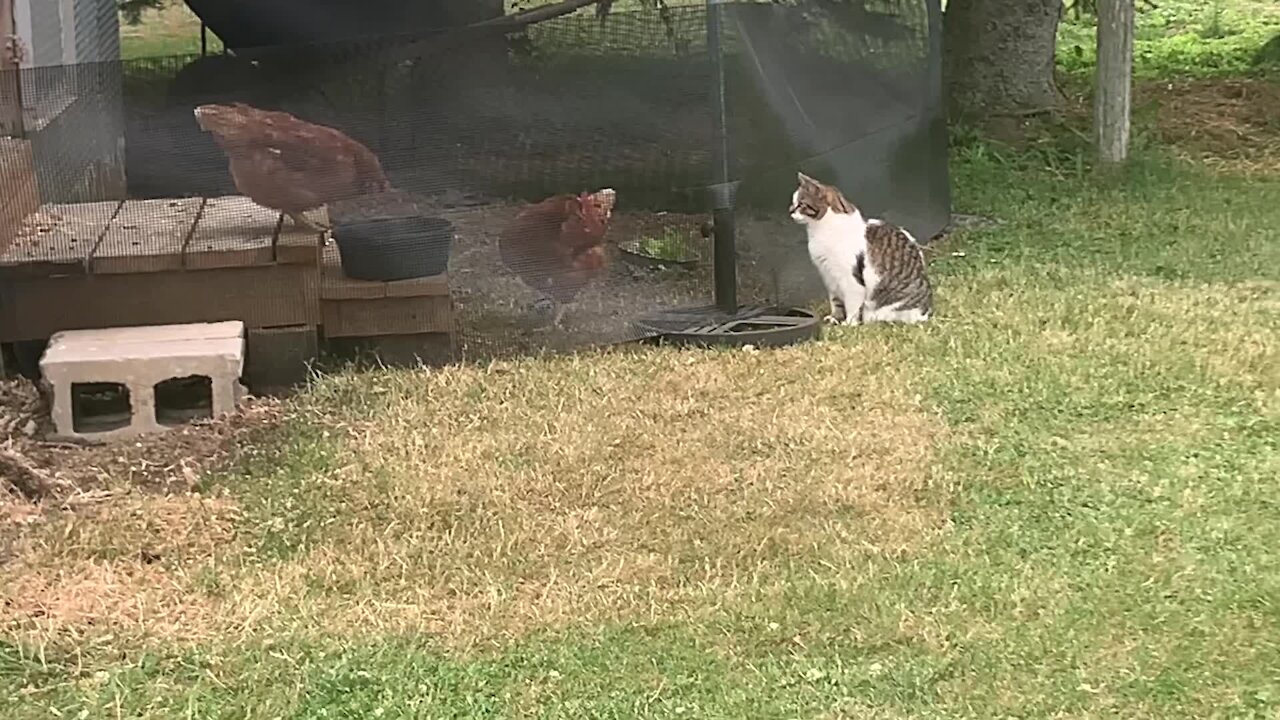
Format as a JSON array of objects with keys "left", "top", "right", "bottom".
[{"left": 39, "top": 321, "right": 246, "bottom": 441}]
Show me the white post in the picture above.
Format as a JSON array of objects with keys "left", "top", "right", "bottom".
[
  {"left": 0, "top": 0, "right": 22, "bottom": 136},
  {"left": 1095, "top": 0, "right": 1135, "bottom": 164}
]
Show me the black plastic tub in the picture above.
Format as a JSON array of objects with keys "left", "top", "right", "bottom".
[{"left": 331, "top": 216, "right": 454, "bottom": 282}]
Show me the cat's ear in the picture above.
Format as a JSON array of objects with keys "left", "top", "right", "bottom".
[{"left": 797, "top": 171, "right": 819, "bottom": 187}]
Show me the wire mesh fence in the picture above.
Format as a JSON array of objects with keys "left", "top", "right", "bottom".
[{"left": 0, "top": 0, "right": 946, "bottom": 381}]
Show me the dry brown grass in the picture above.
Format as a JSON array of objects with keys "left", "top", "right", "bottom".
[
  {"left": 1, "top": 496, "right": 238, "bottom": 640},
  {"left": 0, "top": 392, "right": 283, "bottom": 646},
  {"left": 1144, "top": 78, "right": 1280, "bottom": 176},
  {"left": 0, "top": 341, "right": 947, "bottom": 649},
  {"left": 1102, "top": 277, "right": 1280, "bottom": 390},
  {"left": 1030, "top": 78, "right": 1280, "bottom": 176},
  {"left": 290, "top": 342, "right": 945, "bottom": 642}
]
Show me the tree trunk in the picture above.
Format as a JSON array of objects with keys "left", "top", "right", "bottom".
[{"left": 943, "top": 0, "right": 1064, "bottom": 122}]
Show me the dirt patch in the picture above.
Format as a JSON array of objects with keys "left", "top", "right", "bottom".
[
  {"left": 1052, "top": 78, "right": 1280, "bottom": 174},
  {"left": 1142, "top": 78, "right": 1280, "bottom": 175},
  {"left": 435, "top": 201, "right": 795, "bottom": 358},
  {"left": 0, "top": 379, "right": 282, "bottom": 508},
  {"left": 991, "top": 78, "right": 1280, "bottom": 176}
]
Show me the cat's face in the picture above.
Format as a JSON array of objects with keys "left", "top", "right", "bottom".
[{"left": 789, "top": 172, "right": 844, "bottom": 225}]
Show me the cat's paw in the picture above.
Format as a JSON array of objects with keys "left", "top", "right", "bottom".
[
  {"left": 823, "top": 314, "right": 843, "bottom": 326},
  {"left": 841, "top": 316, "right": 862, "bottom": 327}
]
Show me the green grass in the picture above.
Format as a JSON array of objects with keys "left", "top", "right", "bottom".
[
  {"left": 1058, "top": 0, "right": 1280, "bottom": 78},
  {"left": 118, "top": 4, "right": 223, "bottom": 60},
  {"left": 4, "top": 1, "right": 1278, "bottom": 718}
]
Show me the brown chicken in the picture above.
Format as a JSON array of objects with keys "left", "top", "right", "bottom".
[
  {"left": 193, "top": 102, "right": 391, "bottom": 232},
  {"left": 499, "top": 188, "right": 617, "bottom": 328}
]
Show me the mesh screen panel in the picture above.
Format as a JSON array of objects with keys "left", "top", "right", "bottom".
[{"left": 0, "top": 1, "right": 946, "bottom": 368}]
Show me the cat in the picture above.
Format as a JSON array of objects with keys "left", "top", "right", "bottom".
[{"left": 789, "top": 172, "right": 933, "bottom": 326}]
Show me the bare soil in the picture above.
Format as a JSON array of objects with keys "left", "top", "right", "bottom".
[
  {"left": 428, "top": 200, "right": 803, "bottom": 358},
  {"left": 0, "top": 379, "right": 281, "bottom": 519}
]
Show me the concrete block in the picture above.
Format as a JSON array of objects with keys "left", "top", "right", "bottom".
[{"left": 40, "top": 321, "right": 246, "bottom": 441}]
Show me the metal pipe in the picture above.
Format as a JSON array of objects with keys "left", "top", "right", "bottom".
[{"left": 706, "top": 0, "right": 736, "bottom": 313}]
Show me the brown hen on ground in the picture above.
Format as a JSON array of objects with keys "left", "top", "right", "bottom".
[
  {"left": 194, "top": 103, "right": 391, "bottom": 232},
  {"left": 499, "top": 189, "right": 617, "bottom": 329}
]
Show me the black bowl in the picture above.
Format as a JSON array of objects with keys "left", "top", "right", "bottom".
[{"left": 331, "top": 215, "right": 454, "bottom": 282}]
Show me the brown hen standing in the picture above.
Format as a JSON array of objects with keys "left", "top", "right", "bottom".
[
  {"left": 499, "top": 189, "right": 617, "bottom": 329},
  {"left": 193, "top": 103, "right": 391, "bottom": 232}
]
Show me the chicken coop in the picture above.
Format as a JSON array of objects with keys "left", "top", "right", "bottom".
[{"left": 0, "top": 0, "right": 948, "bottom": 386}]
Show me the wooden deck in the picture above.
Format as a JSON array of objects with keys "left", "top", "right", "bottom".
[
  {"left": 0, "top": 139, "right": 39, "bottom": 256},
  {"left": 0, "top": 196, "right": 325, "bottom": 278},
  {"left": 320, "top": 244, "right": 452, "bottom": 338},
  {"left": 0, "top": 196, "right": 456, "bottom": 373}
]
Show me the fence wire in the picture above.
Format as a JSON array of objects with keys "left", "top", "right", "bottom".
[{"left": 0, "top": 1, "right": 946, "bottom": 379}]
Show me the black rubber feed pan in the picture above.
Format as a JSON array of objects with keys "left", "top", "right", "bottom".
[
  {"left": 633, "top": 305, "right": 821, "bottom": 348},
  {"left": 332, "top": 216, "right": 454, "bottom": 282}
]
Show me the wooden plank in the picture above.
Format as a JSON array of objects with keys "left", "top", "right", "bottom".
[
  {"left": 320, "top": 242, "right": 449, "bottom": 301},
  {"left": 275, "top": 207, "right": 326, "bottom": 265},
  {"left": 326, "top": 333, "right": 455, "bottom": 368},
  {"left": 385, "top": 274, "right": 451, "bottom": 298},
  {"left": 0, "top": 138, "right": 39, "bottom": 255},
  {"left": 245, "top": 324, "right": 319, "bottom": 392},
  {"left": 184, "top": 196, "right": 277, "bottom": 270},
  {"left": 90, "top": 198, "right": 203, "bottom": 274},
  {"left": 0, "top": 264, "right": 320, "bottom": 342},
  {"left": 0, "top": 200, "right": 121, "bottom": 278},
  {"left": 322, "top": 295, "right": 453, "bottom": 338}
]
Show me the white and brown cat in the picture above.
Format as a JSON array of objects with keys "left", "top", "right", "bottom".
[{"left": 789, "top": 172, "right": 933, "bottom": 325}]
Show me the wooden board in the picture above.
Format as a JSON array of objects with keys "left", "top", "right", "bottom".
[
  {"left": 320, "top": 243, "right": 449, "bottom": 301},
  {"left": 322, "top": 295, "right": 453, "bottom": 338},
  {"left": 0, "top": 200, "right": 121, "bottom": 278},
  {"left": 184, "top": 196, "right": 278, "bottom": 269},
  {"left": 246, "top": 324, "right": 319, "bottom": 392},
  {"left": 90, "top": 198, "right": 203, "bottom": 274},
  {"left": 0, "top": 139, "right": 40, "bottom": 255},
  {"left": 0, "top": 264, "right": 320, "bottom": 342},
  {"left": 275, "top": 208, "right": 326, "bottom": 266},
  {"left": 326, "top": 333, "right": 455, "bottom": 368}
]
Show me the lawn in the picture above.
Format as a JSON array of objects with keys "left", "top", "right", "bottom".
[{"left": 5, "top": 2, "right": 1280, "bottom": 718}]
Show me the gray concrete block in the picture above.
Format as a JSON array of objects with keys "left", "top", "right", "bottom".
[{"left": 40, "top": 321, "right": 246, "bottom": 441}]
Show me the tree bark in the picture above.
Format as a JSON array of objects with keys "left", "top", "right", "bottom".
[
  {"left": 1095, "top": 0, "right": 1134, "bottom": 163},
  {"left": 943, "top": 0, "right": 1064, "bottom": 122}
]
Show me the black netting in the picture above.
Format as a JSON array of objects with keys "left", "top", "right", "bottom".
[{"left": 0, "top": 1, "right": 946, "bottom": 379}]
